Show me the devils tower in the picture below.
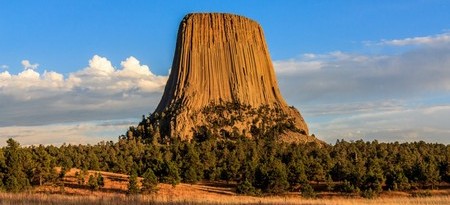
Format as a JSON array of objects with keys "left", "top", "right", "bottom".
[{"left": 134, "top": 13, "right": 317, "bottom": 143}]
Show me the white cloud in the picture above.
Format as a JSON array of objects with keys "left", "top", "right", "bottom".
[
  {"left": 273, "top": 59, "right": 323, "bottom": 74},
  {"left": 0, "top": 119, "right": 138, "bottom": 146},
  {"left": 65, "top": 55, "right": 167, "bottom": 93},
  {"left": 1, "top": 65, "right": 8, "bottom": 69},
  {"left": 275, "top": 46, "right": 450, "bottom": 103},
  {"left": 118, "top": 56, "right": 155, "bottom": 77},
  {"left": 301, "top": 100, "right": 404, "bottom": 117},
  {"left": 18, "top": 68, "right": 40, "bottom": 79},
  {"left": 308, "top": 104, "right": 450, "bottom": 144},
  {"left": 84, "top": 55, "right": 115, "bottom": 76},
  {"left": 21, "top": 60, "right": 39, "bottom": 70},
  {"left": 0, "top": 70, "right": 11, "bottom": 79},
  {"left": 376, "top": 32, "right": 450, "bottom": 46},
  {"left": 275, "top": 39, "right": 450, "bottom": 144},
  {"left": 0, "top": 55, "right": 168, "bottom": 128}
]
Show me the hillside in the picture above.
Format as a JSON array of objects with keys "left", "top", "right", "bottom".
[
  {"left": 1, "top": 138, "right": 450, "bottom": 204},
  {"left": 21, "top": 168, "right": 450, "bottom": 205}
]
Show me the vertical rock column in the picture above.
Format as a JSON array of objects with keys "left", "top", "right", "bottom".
[{"left": 152, "top": 13, "right": 310, "bottom": 141}]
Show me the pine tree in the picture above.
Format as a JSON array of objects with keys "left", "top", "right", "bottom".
[
  {"left": 181, "top": 143, "right": 203, "bottom": 183},
  {"left": 0, "top": 149, "right": 6, "bottom": 190},
  {"left": 88, "top": 174, "right": 99, "bottom": 191},
  {"left": 3, "top": 139, "right": 31, "bottom": 192},
  {"left": 300, "top": 183, "right": 316, "bottom": 199},
  {"left": 287, "top": 160, "right": 308, "bottom": 187},
  {"left": 75, "top": 169, "right": 87, "bottom": 185},
  {"left": 266, "top": 159, "right": 289, "bottom": 194},
  {"left": 161, "top": 160, "right": 180, "bottom": 187},
  {"left": 141, "top": 168, "right": 158, "bottom": 194},
  {"left": 236, "top": 178, "right": 256, "bottom": 195},
  {"left": 31, "top": 145, "right": 56, "bottom": 186},
  {"left": 127, "top": 172, "right": 140, "bottom": 195},
  {"left": 96, "top": 172, "right": 105, "bottom": 188}
]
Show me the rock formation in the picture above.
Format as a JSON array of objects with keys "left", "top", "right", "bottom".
[{"left": 135, "top": 13, "right": 317, "bottom": 143}]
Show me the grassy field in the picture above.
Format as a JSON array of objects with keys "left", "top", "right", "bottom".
[
  {"left": 0, "top": 168, "right": 448, "bottom": 205},
  {"left": 0, "top": 193, "right": 449, "bottom": 205}
]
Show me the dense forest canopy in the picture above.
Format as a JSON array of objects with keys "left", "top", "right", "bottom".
[{"left": 0, "top": 130, "right": 449, "bottom": 198}]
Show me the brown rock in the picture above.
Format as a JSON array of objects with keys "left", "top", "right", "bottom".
[{"left": 144, "top": 13, "right": 317, "bottom": 143}]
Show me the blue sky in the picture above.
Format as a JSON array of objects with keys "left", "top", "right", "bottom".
[{"left": 1, "top": 1, "right": 450, "bottom": 145}]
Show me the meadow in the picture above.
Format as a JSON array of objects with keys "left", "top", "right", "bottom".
[
  {"left": 1, "top": 168, "right": 448, "bottom": 205},
  {"left": 0, "top": 193, "right": 449, "bottom": 205}
]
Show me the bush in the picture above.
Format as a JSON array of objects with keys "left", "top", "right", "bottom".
[
  {"left": 96, "top": 172, "right": 105, "bottom": 188},
  {"left": 360, "top": 188, "right": 378, "bottom": 199},
  {"left": 254, "top": 159, "right": 289, "bottom": 194},
  {"left": 335, "top": 180, "right": 359, "bottom": 194},
  {"left": 386, "top": 171, "right": 411, "bottom": 191},
  {"left": 162, "top": 160, "right": 181, "bottom": 187},
  {"left": 141, "top": 168, "right": 158, "bottom": 194},
  {"left": 300, "top": 183, "right": 316, "bottom": 199},
  {"left": 127, "top": 172, "right": 140, "bottom": 195},
  {"left": 88, "top": 175, "right": 99, "bottom": 191},
  {"left": 183, "top": 167, "right": 199, "bottom": 184},
  {"left": 75, "top": 171, "right": 85, "bottom": 185},
  {"left": 236, "top": 179, "right": 256, "bottom": 195}
]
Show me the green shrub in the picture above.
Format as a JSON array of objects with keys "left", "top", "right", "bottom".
[
  {"left": 335, "top": 180, "right": 359, "bottom": 194},
  {"left": 88, "top": 175, "right": 99, "bottom": 191},
  {"left": 141, "top": 168, "right": 158, "bottom": 194},
  {"left": 236, "top": 179, "right": 256, "bottom": 195},
  {"left": 127, "top": 172, "right": 140, "bottom": 195},
  {"left": 360, "top": 188, "right": 378, "bottom": 199},
  {"left": 300, "top": 183, "right": 316, "bottom": 199}
]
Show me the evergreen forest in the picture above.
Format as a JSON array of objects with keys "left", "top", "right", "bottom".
[{"left": 0, "top": 131, "right": 449, "bottom": 198}]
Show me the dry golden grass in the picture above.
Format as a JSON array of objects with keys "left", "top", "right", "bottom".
[
  {"left": 3, "top": 168, "right": 446, "bottom": 205},
  {"left": 0, "top": 193, "right": 449, "bottom": 205}
]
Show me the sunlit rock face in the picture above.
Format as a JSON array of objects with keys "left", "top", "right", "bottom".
[{"left": 144, "top": 13, "right": 316, "bottom": 143}]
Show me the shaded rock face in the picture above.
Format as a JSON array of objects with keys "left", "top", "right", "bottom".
[{"left": 147, "top": 13, "right": 315, "bottom": 143}]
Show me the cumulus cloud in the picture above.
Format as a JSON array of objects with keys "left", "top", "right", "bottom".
[
  {"left": 275, "top": 37, "right": 450, "bottom": 144},
  {"left": 65, "top": 55, "right": 167, "bottom": 93},
  {"left": 0, "top": 70, "right": 11, "bottom": 79},
  {"left": 18, "top": 68, "right": 41, "bottom": 79},
  {"left": 0, "top": 55, "right": 168, "bottom": 128},
  {"left": 21, "top": 60, "right": 39, "bottom": 70}
]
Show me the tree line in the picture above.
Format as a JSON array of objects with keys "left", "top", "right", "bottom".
[{"left": 0, "top": 133, "right": 449, "bottom": 198}]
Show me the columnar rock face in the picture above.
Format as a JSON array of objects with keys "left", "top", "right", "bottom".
[
  {"left": 157, "top": 13, "right": 287, "bottom": 111},
  {"left": 146, "top": 13, "right": 316, "bottom": 143}
]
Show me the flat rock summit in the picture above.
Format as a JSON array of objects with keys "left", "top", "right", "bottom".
[{"left": 135, "top": 13, "right": 318, "bottom": 143}]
